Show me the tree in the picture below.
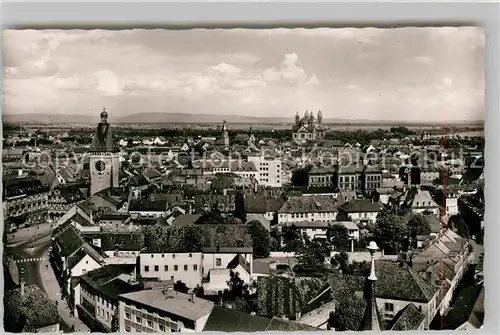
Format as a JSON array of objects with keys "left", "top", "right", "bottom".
[
  {"left": 331, "top": 250, "right": 349, "bottom": 273},
  {"left": 407, "top": 214, "right": 431, "bottom": 238},
  {"left": 248, "top": 220, "right": 271, "bottom": 258},
  {"left": 327, "top": 224, "right": 351, "bottom": 251},
  {"left": 449, "top": 215, "right": 470, "bottom": 239},
  {"left": 174, "top": 281, "right": 189, "bottom": 294},
  {"left": 373, "top": 213, "right": 409, "bottom": 254},
  {"left": 233, "top": 191, "right": 247, "bottom": 223},
  {"left": 329, "top": 294, "right": 366, "bottom": 331},
  {"left": 294, "top": 239, "right": 331, "bottom": 277},
  {"left": 282, "top": 224, "right": 303, "bottom": 251},
  {"left": 291, "top": 165, "right": 312, "bottom": 187},
  {"left": 225, "top": 270, "right": 249, "bottom": 300}
]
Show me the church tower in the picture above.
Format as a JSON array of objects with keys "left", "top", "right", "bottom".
[
  {"left": 222, "top": 120, "right": 229, "bottom": 151},
  {"left": 295, "top": 111, "right": 300, "bottom": 126},
  {"left": 89, "top": 108, "right": 120, "bottom": 196},
  {"left": 317, "top": 110, "right": 323, "bottom": 125}
]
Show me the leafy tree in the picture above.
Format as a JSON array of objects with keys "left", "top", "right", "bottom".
[
  {"left": 327, "top": 224, "right": 351, "bottom": 251},
  {"left": 449, "top": 215, "right": 470, "bottom": 239},
  {"left": 174, "top": 280, "right": 189, "bottom": 294},
  {"left": 248, "top": 220, "right": 271, "bottom": 258},
  {"left": 407, "top": 214, "right": 431, "bottom": 238},
  {"left": 195, "top": 210, "right": 233, "bottom": 225},
  {"left": 331, "top": 250, "right": 349, "bottom": 273},
  {"left": 233, "top": 191, "right": 247, "bottom": 223},
  {"left": 291, "top": 165, "right": 312, "bottom": 187},
  {"left": 329, "top": 294, "right": 366, "bottom": 331},
  {"left": 183, "top": 225, "right": 204, "bottom": 251},
  {"left": 225, "top": 270, "right": 249, "bottom": 300},
  {"left": 373, "top": 213, "right": 409, "bottom": 254},
  {"left": 294, "top": 239, "right": 331, "bottom": 277}
]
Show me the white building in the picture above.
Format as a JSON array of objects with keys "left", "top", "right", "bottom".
[
  {"left": 277, "top": 195, "right": 338, "bottom": 224},
  {"left": 247, "top": 155, "right": 282, "bottom": 188},
  {"left": 139, "top": 247, "right": 253, "bottom": 289}
]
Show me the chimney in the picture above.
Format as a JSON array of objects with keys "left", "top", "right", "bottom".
[
  {"left": 190, "top": 291, "right": 196, "bottom": 303},
  {"left": 20, "top": 279, "right": 25, "bottom": 296}
]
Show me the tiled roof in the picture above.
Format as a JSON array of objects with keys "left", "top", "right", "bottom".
[
  {"left": 3, "top": 176, "right": 48, "bottom": 199},
  {"left": 129, "top": 199, "right": 167, "bottom": 212},
  {"left": 203, "top": 306, "right": 270, "bottom": 332},
  {"left": 278, "top": 195, "right": 338, "bottom": 213},
  {"left": 309, "top": 165, "right": 336, "bottom": 175},
  {"left": 128, "top": 174, "right": 150, "bottom": 187},
  {"left": 265, "top": 317, "right": 319, "bottom": 331},
  {"left": 172, "top": 214, "right": 201, "bottom": 226},
  {"left": 245, "top": 195, "right": 285, "bottom": 213},
  {"left": 4, "top": 285, "right": 59, "bottom": 332},
  {"left": 390, "top": 303, "right": 425, "bottom": 330},
  {"left": 82, "top": 232, "right": 144, "bottom": 251},
  {"left": 53, "top": 224, "right": 85, "bottom": 258},
  {"left": 81, "top": 264, "right": 140, "bottom": 300},
  {"left": 119, "top": 289, "right": 214, "bottom": 322},
  {"left": 338, "top": 199, "right": 381, "bottom": 213},
  {"left": 142, "top": 167, "right": 162, "bottom": 180},
  {"left": 423, "top": 214, "right": 443, "bottom": 234},
  {"left": 409, "top": 189, "right": 439, "bottom": 208},
  {"left": 227, "top": 254, "right": 251, "bottom": 274},
  {"left": 373, "top": 261, "right": 436, "bottom": 302}
]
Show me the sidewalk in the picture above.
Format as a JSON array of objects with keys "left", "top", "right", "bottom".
[
  {"left": 39, "top": 248, "right": 90, "bottom": 333},
  {"left": 7, "top": 223, "right": 55, "bottom": 247}
]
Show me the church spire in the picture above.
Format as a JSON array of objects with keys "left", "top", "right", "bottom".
[
  {"left": 360, "top": 241, "right": 383, "bottom": 331},
  {"left": 295, "top": 111, "right": 300, "bottom": 126},
  {"left": 318, "top": 110, "right": 323, "bottom": 125}
]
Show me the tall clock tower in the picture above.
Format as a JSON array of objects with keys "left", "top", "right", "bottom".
[{"left": 89, "top": 108, "right": 120, "bottom": 195}]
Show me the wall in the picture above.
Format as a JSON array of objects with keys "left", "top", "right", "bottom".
[
  {"left": 139, "top": 253, "right": 203, "bottom": 288},
  {"left": 202, "top": 252, "right": 253, "bottom": 277},
  {"left": 348, "top": 211, "right": 378, "bottom": 224},
  {"left": 278, "top": 211, "right": 337, "bottom": 224},
  {"left": 70, "top": 254, "right": 102, "bottom": 277}
]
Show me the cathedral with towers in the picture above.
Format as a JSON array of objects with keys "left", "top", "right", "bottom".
[{"left": 292, "top": 110, "right": 326, "bottom": 143}]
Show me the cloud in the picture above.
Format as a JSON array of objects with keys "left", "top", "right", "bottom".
[
  {"left": 210, "top": 63, "right": 241, "bottom": 75},
  {"left": 263, "top": 53, "right": 308, "bottom": 84},
  {"left": 305, "top": 74, "right": 320, "bottom": 86},
  {"left": 94, "top": 70, "right": 124, "bottom": 96}
]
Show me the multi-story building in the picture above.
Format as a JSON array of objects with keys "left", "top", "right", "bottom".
[
  {"left": 337, "top": 199, "right": 382, "bottom": 225},
  {"left": 3, "top": 175, "right": 49, "bottom": 225},
  {"left": 48, "top": 183, "right": 88, "bottom": 222},
  {"left": 247, "top": 155, "right": 282, "bottom": 187},
  {"left": 362, "top": 166, "right": 383, "bottom": 193},
  {"left": 308, "top": 166, "right": 336, "bottom": 188},
  {"left": 78, "top": 264, "right": 142, "bottom": 332},
  {"left": 277, "top": 195, "right": 338, "bottom": 224},
  {"left": 118, "top": 288, "right": 215, "bottom": 332},
  {"left": 138, "top": 247, "right": 253, "bottom": 289},
  {"left": 337, "top": 165, "right": 363, "bottom": 191}
]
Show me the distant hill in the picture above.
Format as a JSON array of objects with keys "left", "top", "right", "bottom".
[{"left": 2, "top": 112, "right": 485, "bottom": 126}]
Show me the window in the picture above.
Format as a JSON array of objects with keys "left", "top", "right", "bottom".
[
  {"left": 106, "top": 312, "right": 110, "bottom": 320},
  {"left": 136, "top": 316, "right": 142, "bottom": 324},
  {"left": 159, "top": 325, "right": 165, "bottom": 332},
  {"left": 162, "top": 254, "right": 165, "bottom": 258},
  {"left": 174, "top": 265, "right": 178, "bottom": 271},
  {"left": 147, "top": 321, "right": 153, "bottom": 328},
  {"left": 184, "top": 265, "right": 188, "bottom": 271},
  {"left": 164, "top": 265, "right": 168, "bottom": 271},
  {"left": 189, "top": 253, "right": 192, "bottom": 257},
  {"left": 151, "top": 254, "right": 154, "bottom": 258},
  {"left": 154, "top": 265, "right": 159, "bottom": 272},
  {"left": 125, "top": 313, "right": 131, "bottom": 320},
  {"left": 193, "top": 264, "right": 198, "bottom": 271},
  {"left": 144, "top": 266, "right": 149, "bottom": 272},
  {"left": 125, "top": 326, "right": 131, "bottom": 332},
  {"left": 82, "top": 269, "right": 86, "bottom": 274},
  {"left": 172, "top": 254, "right": 176, "bottom": 258},
  {"left": 216, "top": 258, "right": 222, "bottom": 266},
  {"left": 385, "top": 302, "right": 394, "bottom": 312}
]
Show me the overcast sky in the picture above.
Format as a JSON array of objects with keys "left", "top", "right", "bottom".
[{"left": 3, "top": 27, "right": 484, "bottom": 122}]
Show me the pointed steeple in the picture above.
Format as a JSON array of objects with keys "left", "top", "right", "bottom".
[
  {"left": 360, "top": 241, "right": 383, "bottom": 331},
  {"left": 317, "top": 110, "right": 323, "bottom": 125},
  {"left": 295, "top": 111, "right": 300, "bottom": 126}
]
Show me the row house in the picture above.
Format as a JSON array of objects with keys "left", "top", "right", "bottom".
[
  {"left": 308, "top": 166, "right": 336, "bottom": 187},
  {"left": 51, "top": 224, "right": 104, "bottom": 315},
  {"left": 3, "top": 176, "right": 49, "bottom": 225},
  {"left": 77, "top": 264, "right": 142, "bottom": 332},
  {"left": 83, "top": 231, "right": 144, "bottom": 265},
  {"left": 48, "top": 183, "right": 88, "bottom": 222},
  {"left": 245, "top": 195, "right": 286, "bottom": 221},
  {"left": 277, "top": 195, "right": 338, "bottom": 224},
  {"left": 128, "top": 199, "right": 168, "bottom": 219},
  {"left": 337, "top": 199, "right": 382, "bottom": 225}
]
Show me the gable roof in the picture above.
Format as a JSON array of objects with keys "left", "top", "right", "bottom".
[
  {"left": 52, "top": 224, "right": 85, "bottom": 258},
  {"left": 203, "top": 306, "right": 270, "bottom": 332},
  {"left": 390, "top": 303, "right": 426, "bottom": 331},
  {"left": 278, "top": 195, "right": 338, "bottom": 213},
  {"left": 338, "top": 199, "right": 381, "bottom": 213},
  {"left": 227, "top": 254, "right": 251, "bottom": 274}
]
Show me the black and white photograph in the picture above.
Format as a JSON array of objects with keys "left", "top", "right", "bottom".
[{"left": 3, "top": 27, "right": 485, "bottom": 332}]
